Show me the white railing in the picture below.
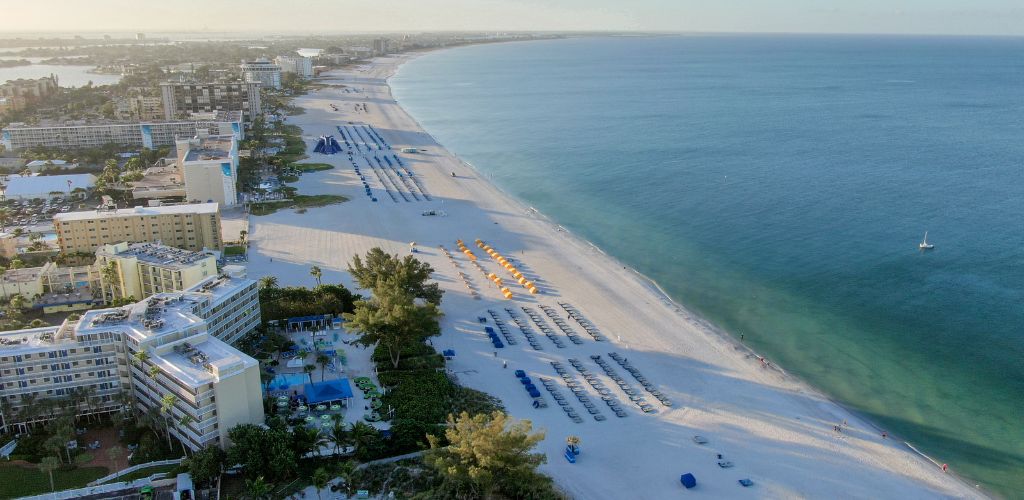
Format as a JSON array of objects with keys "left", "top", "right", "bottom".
[{"left": 87, "top": 457, "right": 183, "bottom": 486}]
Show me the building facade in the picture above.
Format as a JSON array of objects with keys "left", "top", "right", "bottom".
[
  {"left": 240, "top": 59, "right": 281, "bottom": 90},
  {"left": 0, "top": 76, "right": 59, "bottom": 100},
  {"left": 113, "top": 95, "right": 164, "bottom": 121},
  {"left": 54, "top": 203, "right": 223, "bottom": 254},
  {"left": 175, "top": 134, "right": 239, "bottom": 206},
  {"left": 159, "top": 82, "right": 261, "bottom": 122},
  {"left": 274, "top": 55, "right": 313, "bottom": 79},
  {"left": 0, "top": 111, "right": 242, "bottom": 152},
  {"left": 95, "top": 242, "right": 218, "bottom": 302},
  {"left": 0, "top": 274, "right": 263, "bottom": 451}
]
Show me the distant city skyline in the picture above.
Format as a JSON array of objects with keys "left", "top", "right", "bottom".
[{"left": 2, "top": 0, "right": 1023, "bottom": 37}]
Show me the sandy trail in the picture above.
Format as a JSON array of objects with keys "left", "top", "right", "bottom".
[{"left": 245, "top": 55, "right": 982, "bottom": 499}]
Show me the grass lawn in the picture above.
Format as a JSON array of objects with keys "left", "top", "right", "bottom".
[
  {"left": 251, "top": 195, "right": 348, "bottom": 216},
  {"left": 293, "top": 163, "right": 333, "bottom": 172},
  {"left": 98, "top": 463, "right": 179, "bottom": 484},
  {"left": 0, "top": 463, "right": 108, "bottom": 497},
  {"left": 224, "top": 245, "right": 246, "bottom": 256}
]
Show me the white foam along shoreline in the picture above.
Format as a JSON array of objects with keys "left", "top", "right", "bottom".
[
  {"left": 386, "top": 49, "right": 986, "bottom": 494},
  {"left": 251, "top": 46, "right": 987, "bottom": 499}
]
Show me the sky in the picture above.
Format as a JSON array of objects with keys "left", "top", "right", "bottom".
[{"left": 1, "top": 0, "right": 1022, "bottom": 37}]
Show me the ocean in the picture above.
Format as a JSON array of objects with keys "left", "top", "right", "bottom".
[{"left": 390, "top": 35, "right": 1024, "bottom": 497}]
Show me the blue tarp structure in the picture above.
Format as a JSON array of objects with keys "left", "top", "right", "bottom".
[
  {"left": 304, "top": 378, "right": 354, "bottom": 404},
  {"left": 313, "top": 135, "right": 342, "bottom": 154},
  {"left": 680, "top": 473, "right": 697, "bottom": 489}
]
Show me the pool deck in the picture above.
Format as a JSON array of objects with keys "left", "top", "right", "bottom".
[{"left": 265, "top": 324, "right": 390, "bottom": 431}]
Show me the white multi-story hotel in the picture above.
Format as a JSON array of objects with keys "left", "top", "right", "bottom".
[
  {"left": 240, "top": 59, "right": 282, "bottom": 89},
  {"left": 0, "top": 273, "right": 263, "bottom": 450},
  {"left": 274, "top": 55, "right": 313, "bottom": 79},
  {"left": 175, "top": 134, "right": 239, "bottom": 206},
  {"left": 0, "top": 111, "right": 242, "bottom": 152}
]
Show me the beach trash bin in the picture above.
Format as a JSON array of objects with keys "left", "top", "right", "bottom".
[{"left": 680, "top": 473, "right": 697, "bottom": 489}]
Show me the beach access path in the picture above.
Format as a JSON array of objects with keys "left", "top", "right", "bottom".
[{"left": 243, "top": 55, "right": 983, "bottom": 499}]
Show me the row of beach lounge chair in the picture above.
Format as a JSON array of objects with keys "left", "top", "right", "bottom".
[
  {"left": 514, "top": 370, "right": 547, "bottom": 408},
  {"left": 608, "top": 351, "right": 673, "bottom": 408},
  {"left": 523, "top": 306, "right": 584, "bottom": 346},
  {"left": 507, "top": 307, "right": 562, "bottom": 349},
  {"left": 485, "top": 310, "right": 518, "bottom": 346},
  {"left": 549, "top": 362, "right": 610, "bottom": 421},
  {"left": 562, "top": 359, "right": 628, "bottom": 418},
  {"left": 538, "top": 376, "right": 588, "bottom": 423},
  {"left": 538, "top": 305, "right": 588, "bottom": 344},
  {"left": 503, "top": 308, "right": 544, "bottom": 350},
  {"left": 591, "top": 354, "right": 657, "bottom": 414},
  {"left": 559, "top": 302, "right": 607, "bottom": 342}
]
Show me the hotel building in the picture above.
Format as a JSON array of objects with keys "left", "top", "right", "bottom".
[
  {"left": 240, "top": 59, "right": 281, "bottom": 90},
  {"left": 175, "top": 134, "right": 239, "bottom": 206},
  {"left": 0, "top": 111, "right": 242, "bottom": 152},
  {"left": 54, "top": 203, "right": 223, "bottom": 254},
  {"left": 0, "top": 273, "right": 263, "bottom": 450},
  {"left": 159, "top": 81, "right": 261, "bottom": 122},
  {"left": 95, "top": 242, "right": 218, "bottom": 303}
]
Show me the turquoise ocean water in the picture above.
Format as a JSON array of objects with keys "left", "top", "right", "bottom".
[{"left": 390, "top": 36, "right": 1024, "bottom": 496}]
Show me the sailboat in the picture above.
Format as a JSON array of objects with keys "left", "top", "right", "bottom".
[{"left": 919, "top": 231, "right": 934, "bottom": 250}]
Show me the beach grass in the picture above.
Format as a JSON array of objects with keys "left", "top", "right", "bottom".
[
  {"left": 224, "top": 245, "right": 246, "bottom": 256},
  {"left": 251, "top": 194, "right": 349, "bottom": 216},
  {"left": 293, "top": 163, "right": 334, "bottom": 172},
  {"left": 0, "top": 463, "right": 108, "bottom": 497}
]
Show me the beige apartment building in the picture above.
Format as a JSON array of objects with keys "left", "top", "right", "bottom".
[
  {"left": 0, "top": 273, "right": 263, "bottom": 450},
  {"left": 95, "top": 242, "right": 218, "bottom": 302},
  {"left": 54, "top": 203, "right": 223, "bottom": 254}
]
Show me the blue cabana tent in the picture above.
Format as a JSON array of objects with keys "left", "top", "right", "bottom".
[
  {"left": 304, "top": 378, "right": 355, "bottom": 405},
  {"left": 680, "top": 473, "right": 697, "bottom": 489}
]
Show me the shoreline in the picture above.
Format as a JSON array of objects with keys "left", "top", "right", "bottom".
[
  {"left": 385, "top": 48, "right": 985, "bottom": 493},
  {"left": 249, "top": 48, "right": 986, "bottom": 499}
]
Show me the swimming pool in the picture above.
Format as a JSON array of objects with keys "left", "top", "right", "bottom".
[{"left": 268, "top": 373, "right": 309, "bottom": 392}]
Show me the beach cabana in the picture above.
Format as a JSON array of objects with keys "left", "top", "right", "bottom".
[{"left": 304, "top": 378, "right": 355, "bottom": 406}]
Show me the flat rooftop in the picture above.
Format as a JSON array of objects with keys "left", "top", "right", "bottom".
[
  {"left": 183, "top": 136, "right": 235, "bottom": 163},
  {"left": 77, "top": 294, "right": 206, "bottom": 344},
  {"left": 1, "top": 266, "right": 44, "bottom": 284},
  {"left": 112, "top": 242, "right": 213, "bottom": 267},
  {"left": 0, "top": 326, "right": 69, "bottom": 353},
  {"left": 154, "top": 335, "right": 254, "bottom": 387},
  {"left": 55, "top": 202, "right": 219, "bottom": 222}
]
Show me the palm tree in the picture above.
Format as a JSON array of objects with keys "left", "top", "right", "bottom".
[
  {"left": 178, "top": 415, "right": 194, "bottom": 457},
  {"left": 159, "top": 394, "right": 178, "bottom": 450},
  {"left": 99, "top": 261, "right": 121, "bottom": 302},
  {"left": 258, "top": 275, "right": 278, "bottom": 290},
  {"left": 309, "top": 265, "right": 322, "bottom": 285},
  {"left": 38, "top": 456, "right": 60, "bottom": 492},
  {"left": 0, "top": 207, "right": 8, "bottom": 231},
  {"left": 328, "top": 420, "right": 349, "bottom": 455},
  {"left": 303, "top": 364, "right": 316, "bottom": 384},
  {"left": 316, "top": 353, "right": 330, "bottom": 382},
  {"left": 312, "top": 467, "right": 330, "bottom": 500},
  {"left": 132, "top": 349, "right": 150, "bottom": 366},
  {"left": 245, "top": 476, "right": 271, "bottom": 500},
  {"left": 148, "top": 365, "right": 160, "bottom": 379}
]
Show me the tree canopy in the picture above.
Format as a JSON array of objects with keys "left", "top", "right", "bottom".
[
  {"left": 343, "top": 284, "right": 441, "bottom": 369},
  {"left": 226, "top": 424, "right": 297, "bottom": 483},
  {"left": 424, "top": 411, "right": 550, "bottom": 499},
  {"left": 349, "top": 247, "right": 443, "bottom": 305}
]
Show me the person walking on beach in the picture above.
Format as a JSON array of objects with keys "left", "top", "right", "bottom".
[{"left": 503, "top": 360, "right": 508, "bottom": 369}]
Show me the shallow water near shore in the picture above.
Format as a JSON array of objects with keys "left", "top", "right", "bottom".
[{"left": 391, "top": 35, "right": 1024, "bottom": 496}]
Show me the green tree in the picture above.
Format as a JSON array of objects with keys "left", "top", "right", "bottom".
[
  {"left": 343, "top": 285, "right": 442, "bottom": 369},
  {"left": 309, "top": 265, "right": 322, "bottom": 286},
  {"left": 227, "top": 424, "right": 297, "bottom": 483},
  {"left": 258, "top": 275, "right": 278, "bottom": 290},
  {"left": 38, "top": 456, "right": 61, "bottom": 492},
  {"left": 183, "top": 445, "right": 226, "bottom": 487},
  {"left": 424, "top": 411, "right": 547, "bottom": 499},
  {"left": 312, "top": 467, "right": 330, "bottom": 500},
  {"left": 245, "top": 475, "right": 271, "bottom": 500},
  {"left": 316, "top": 352, "right": 331, "bottom": 382},
  {"left": 328, "top": 421, "right": 349, "bottom": 455},
  {"left": 159, "top": 393, "right": 177, "bottom": 450},
  {"left": 348, "top": 247, "right": 443, "bottom": 304},
  {"left": 349, "top": 421, "right": 384, "bottom": 461},
  {"left": 303, "top": 364, "right": 316, "bottom": 384}
]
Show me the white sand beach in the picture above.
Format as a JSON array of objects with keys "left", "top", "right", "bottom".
[{"left": 245, "top": 55, "right": 983, "bottom": 499}]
